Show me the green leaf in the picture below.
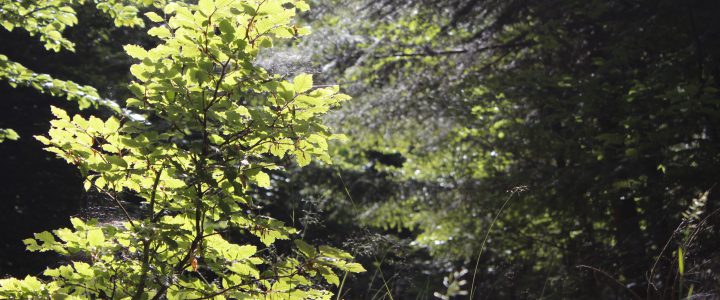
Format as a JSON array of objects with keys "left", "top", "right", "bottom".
[
  {"left": 87, "top": 228, "right": 105, "bottom": 247},
  {"left": 198, "top": 0, "right": 214, "bottom": 15},
  {"left": 130, "top": 64, "right": 149, "bottom": 81},
  {"left": 293, "top": 73, "right": 313, "bottom": 93},
  {"left": 144, "top": 12, "right": 164, "bottom": 22},
  {"left": 50, "top": 106, "right": 69, "bottom": 120},
  {"left": 73, "top": 262, "right": 94, "bottom": 277},
  {"left": 107, "top": 156, "right": 128, "bottom": 168},
  {"left": 19, "top": 276, "right": 43, "bottom": 292},
  {"left": 252, "top": 171, "right": 271, "bottom": 188},
  {"left": 24, "top": 231, "right": 55, "bottom": 252},
  {"left": 258, "top": 36, "right": 273, "bottom": 48},
  {"left": 295, "top": 150, "right": 311, "bottom": 167},
  {"left": 0, "top": 128, "right": 20, "bottom": 142},
  {"left": 319, "top": 246, "right": 353, "bottom": 260},
  {"left": 296, "top": 26, "right": 311, "bottom": 36},
  {"left": 233, "top": 245, "right": 257, "bottom": 260},
  {"left": 124, "top": 44, "right": 148, "bottom": 59},
  {"left": 320, "top": 270, "right": 340, "bottom": 286},
  {"left": 148, "top": 26, "right": 172, "bottom": 38},
  {"left": 294, "top": 240, "right": 317, "bottom": 257},
  {"left": 105, "top": 117, "right": 121, "bottom": 133},
  {"left": 88, "top": 116, "right": 104, "bottom": 132},
  {"left": 296, "top": 95, "right": 323, "bottom": 106},
  {"left": 344, "top": 262, "right": 366, "bottom": 273},
  {"left": 229, "top": 263, "right": 260, "bottom": 278},
  {"left": 295, "top": 1, "right": 310, "bottom": 11}
]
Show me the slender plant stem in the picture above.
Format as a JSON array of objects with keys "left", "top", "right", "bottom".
[
  {"left": 336, "top": 271, "right": 349, "bottom": 300},
  {"left": 468, "top": 190, "right": 519, "bottom": 299}
]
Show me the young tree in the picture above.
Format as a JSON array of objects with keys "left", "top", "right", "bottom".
[{"left": 0, "top": 0, "right": 363, "bottom": 299}]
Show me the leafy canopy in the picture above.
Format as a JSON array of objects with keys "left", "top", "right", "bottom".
[{"left": 0, "top": 0, "right": 160, "bottom": 139}]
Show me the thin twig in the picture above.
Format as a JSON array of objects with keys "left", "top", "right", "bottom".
[{"left": 101, "top": 189, "right": 136, "bottom": 228}]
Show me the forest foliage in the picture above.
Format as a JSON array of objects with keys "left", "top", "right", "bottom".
[
  {"left": 0, "top": 0, "right": 363, "bottom": 299},
  {"left": 1, "top": 0, "right": 720, "bottom": 299}
]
